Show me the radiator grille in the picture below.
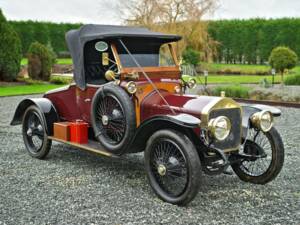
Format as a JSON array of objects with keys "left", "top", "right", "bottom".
[{"left": 208, "top": 108, "right": 241, "bottom": 151}]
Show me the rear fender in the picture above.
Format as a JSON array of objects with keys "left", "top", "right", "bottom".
[
  {"left": 125, "top": 114, "right": 201, "bottom": 153},
  {"left": 241, "top": 104, "right": 281, "bottom": 138},
  {"left": 10, "top": 98, "right": 59, "bottom": 135}
]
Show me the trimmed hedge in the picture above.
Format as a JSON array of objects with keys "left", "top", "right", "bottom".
[
  {"left": 9, "top": 21, "right": 81, "bottom": 55},
  {"left": 8, "top": 18, "right": 300, "bottom": 65},
  {"left": 284, "top": 74, "right": 300, "bottom": 86},
  {"left": 208, "top": 18, "right": 300, "bottom": 64},
  {"left": 0, "top": 9, "right": 22, "bottom": 81},
  {"left": 212, "top": 85, "right": 250, "bottom": 98},
  {"left": 50, "top": 76, "right": 73, "bottom": 84},
  {"left": 27, "top": 42, "right": 56, "bottom": 81}
]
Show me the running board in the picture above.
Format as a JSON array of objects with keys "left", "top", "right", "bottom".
[{"left": 48, "top": 136, "right": 116, "bottom": 158}]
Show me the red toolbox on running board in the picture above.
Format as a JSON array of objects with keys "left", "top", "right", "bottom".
[{"left": 70, "top": 120, "right": 88, "bottom": 144}]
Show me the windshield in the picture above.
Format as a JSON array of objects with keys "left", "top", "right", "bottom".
[{"left": 118, "top": 44, "right": 176, "bottom": 68}]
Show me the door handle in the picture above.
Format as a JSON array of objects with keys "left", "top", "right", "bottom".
[{"left": 84, "top": 98, "right": 91, "bottom": 102}]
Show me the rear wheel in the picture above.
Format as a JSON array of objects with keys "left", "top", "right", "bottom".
[
  {"left": 232, "top": 127, "right": 284, "bottom": 184},
  {"left": 22, "top": 105, "right": 52, "bottom": 159},
  {"left": 144, "top": 130, "right": 202, "bottom": 206}
]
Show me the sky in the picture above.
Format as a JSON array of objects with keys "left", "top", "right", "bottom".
[{"left": 0, "top": 0, "right": 299, "bottom": 24}]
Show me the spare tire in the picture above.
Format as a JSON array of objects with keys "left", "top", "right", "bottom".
[{"left": 91, "top": 84, "right": 136, "bottom": 154}]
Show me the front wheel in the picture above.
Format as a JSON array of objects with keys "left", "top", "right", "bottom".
[
  {"left": 144, "top": 130, "right": 202, "bottom": 206},
  {"left": 231, "top": 127, "right": 284, "bottom": 184}
]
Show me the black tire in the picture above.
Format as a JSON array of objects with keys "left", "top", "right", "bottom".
[
  {"left": 91, "top": 84, "right": 136, "bottom": 154},
  {"left": 232, "top": 127, "right": 284, "bottom": 184},
  {"left": 144, "top": 129, "right": 202, "bottom": 206},
  {"left": 22, "top": 105, "right": 52, "bottom": 159}
]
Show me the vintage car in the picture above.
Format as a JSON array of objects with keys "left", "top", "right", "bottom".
[{"left": 11, "top": 25, "right": 284, "bottom": 205}]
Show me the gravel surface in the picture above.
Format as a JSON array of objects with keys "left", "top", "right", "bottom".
[{"left": 0, "top": 95, "right": 299, "bottom": 225}]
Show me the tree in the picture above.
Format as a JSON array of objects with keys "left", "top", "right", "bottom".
[
  {"left": 0, "top": 9, "right": 22, "bottom": 81},
  {"left": 182, "top": 47, "right": 201, "bottom": 66},
  {"left": 114, "top": 0, "right": 218, "bottom": 61},
  {"left": 269, "top": 46, "right": 298, "bottom": 84},
  {"left": 27, "top": 42, "right": 56, "bottom": 81}
]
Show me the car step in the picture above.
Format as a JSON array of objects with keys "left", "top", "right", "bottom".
[{"left": 48, "top": 136, "right": 117, "bottom": 158}]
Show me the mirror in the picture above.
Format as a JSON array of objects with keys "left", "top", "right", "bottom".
[
  {"left": 95, "top": 41, "right": 108, "bottom": 52},
  {"left": 102, "top": 52, "right": 109, "bottom": 66}
]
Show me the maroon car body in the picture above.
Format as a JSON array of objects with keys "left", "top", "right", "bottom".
[{"left": 10, "top": 25, "right": 285, "bottom": 205}]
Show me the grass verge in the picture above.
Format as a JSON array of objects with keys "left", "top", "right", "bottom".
[
  {"left": 21, "top": 58, "right": 73, "bottom": 66},
  {"left": 0, "top": 84, "right": 66, "bottom": 97},
  {"left": 182, "top": 74, "right": 281, "bottom": 84}
]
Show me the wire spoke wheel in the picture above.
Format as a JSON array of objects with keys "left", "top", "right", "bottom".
[
  {"left": 91, "top": 85, "right": 136, "bottom": 154},
  {"left": 239, "top": 129, "right": 272, "bottom": 177},
  {"left": 145, "top": 130, "right": 202, "bottom": 205},
  {"left": 232, "top": 127, "right": 284, "bottom": 184},
  {"left": 150, "top": 139, "right": 188, "bottom": 197},
  {"left": 95, "top": 94, "right": 126, "bottom": 145}
]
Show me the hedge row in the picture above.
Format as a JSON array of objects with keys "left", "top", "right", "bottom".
[
  {"left": 9, "top": 18, "right": 300, "bottom": 64},
  {"left": 208, "top": 18, "right": 300, "bottom": 64},
  {"left": 9, "top": 21, "right": 81, "bottom": 56}
]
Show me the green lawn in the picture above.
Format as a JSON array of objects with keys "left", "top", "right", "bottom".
[
  {"left": 21, "top": 58, "right": 73, "bottom": 66},
  {"left": 0, "top": 84, "right": 66, "bottom": 97},
  {"left": 182, "top": 74, "right": 282, "bottom": 84},
  {"left": 205, "top": 63, "right": 269, "bottom": 71},
  {"left": 201, "top": 62, "right": 300, "bottom": 75}
]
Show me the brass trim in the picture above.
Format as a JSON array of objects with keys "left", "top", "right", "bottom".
[
  {"left": 102, "top": 52, "right": 109, "bottom": 66},
  {"left": 250, "top": 110, "right": 273, "bottom": 132},
  {"left": 208, "top": 116, "right": 231, "bottom": 141},
  {"left": 168, "top": 43, "right": 179, "bottom": 66},
  {"left": 125, "top": 81, "right": 137, "bottom": 94},
  {"left": 124, "top": 71, "right": 140, "bottom": 80},
  {"left": 201, "top": 97, "right": 242, "bottom": 152},
  {"left": 111, "top": 43, "right": 122, "bottom": 71},
  {"left": 105, "top": 70, "right": 116, "bottom": 81},
  {"left": 201, "top": 97, "right": 242, "bottom": 128}
]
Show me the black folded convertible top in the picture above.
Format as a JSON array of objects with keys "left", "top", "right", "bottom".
[{"left": 66, "top": 24, "right": 181, "bottom": 89}]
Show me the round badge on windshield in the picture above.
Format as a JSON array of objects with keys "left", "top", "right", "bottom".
[{"left": 95, "top": 41, "right": 108, "bottom": 52}]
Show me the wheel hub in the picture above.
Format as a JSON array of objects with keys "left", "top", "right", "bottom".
[
  {"left": 27, "top": 128, "right": 33, "bottom": 137},
  {"left": 157, "top": 164, "right": 167, "bottom": 176},
  {"left": 102, "top": 115, "right": 109, "bottom": 126}
]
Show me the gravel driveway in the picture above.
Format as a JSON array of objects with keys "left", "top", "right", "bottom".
[{"left": 0, "top": 95, "right": 299, "bottom": 225}]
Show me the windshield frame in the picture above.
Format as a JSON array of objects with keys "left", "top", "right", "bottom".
[{"left": 111, "top": 42, "right": 179, "bottom": 71}]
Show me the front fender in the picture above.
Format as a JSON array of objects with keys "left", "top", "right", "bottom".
[
  {"left": 241, "top": 104, "right": 281, "bottom": 137},
  {"left": 125, "top": 114, "right": 201, "bottom": 153},
  {"left": 10, "top": 98, "right": 59, "bottom": 135}
]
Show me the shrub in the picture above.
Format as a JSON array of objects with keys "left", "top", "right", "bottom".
[
  {"left": 27, "top": 42, "right": 56, "bottom": 81},
  {"left": 269, "top": 46, "right": 298, "bottom": 84},
  {"left": 17, "top": 77, "right": 45, "bottom": 85},
  {"left": 182, "top": 47, "right": 201, "bottom": 66},
  {"left": 50, "top": 76, "right": 72, "bottom": 84},
  {"left": 212, "top": 85, "right": 250, "bottom": 98},
  {"left": 259, "top": 78, "right": 271, "bottom": 88},
  {"left": 284, "top": 74, "right": 300, "bottom": 85},
  {"left": 0, "top": 9, "right": 22, "bottom": 81}
]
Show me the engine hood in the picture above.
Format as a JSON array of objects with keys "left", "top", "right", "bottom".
[{"left": 140, "top": 91, "right": 241, "bottom": 127}]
